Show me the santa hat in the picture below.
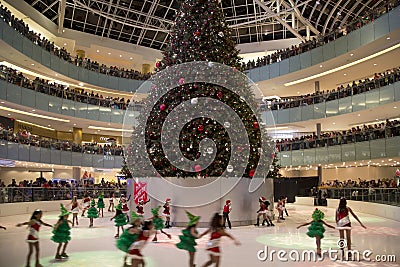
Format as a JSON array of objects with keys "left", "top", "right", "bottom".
[
  {"left": 259, "top": 197, "right": 266, "bottom": 201},
  {"left": 165, "top": 198, "right": 171, "bottom": 203},
  {"left": 138, "top": 198, "right": 144, "bottom": 203},
  {"left": 226, "top": 200, "right": 231, "bottom": 204}
]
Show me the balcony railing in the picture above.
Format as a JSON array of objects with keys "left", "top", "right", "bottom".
[
  {"left": 322, "top": 187, "right": 400, "bottom": 206},
  {"left": 0, "top": 187, "right": 126, "bottom": 203},
  {"left": 277, "top": 135, "right": 400, "bottom": 166}
]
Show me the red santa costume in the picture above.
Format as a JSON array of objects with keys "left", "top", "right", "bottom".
[
  {"left": 162, "top": 198, "right": 171, "bottom": 216},
  {"left": 206, "top": 231, "right": 222, "bottom": 256},
  {"left": 258, "top": 197, "right": 267, "bottom": 214},
  {"left": 336, "top": 207, "right": 351, "bottom": 230},
  {"left": 126, "top": 230, "right": 150, "bottom": 259},
  {"left": 71, "top": 202, "right": 79, "bottom": 214},
  {"left": 136, "top": 200, "right": 144, "bottom": 216},
  {"left": 120, "top": 195, "right": 129, "bottom": 215},
  {"left": 27, "top": 219, "right": 41, "bottom": 243},
  {"left": 83, "top": 196, "right": 91, "bottom": 209}
]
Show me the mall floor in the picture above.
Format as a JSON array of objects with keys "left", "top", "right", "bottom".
[{"left": 0, "top": 204, "right": 398, "bottom": 267}]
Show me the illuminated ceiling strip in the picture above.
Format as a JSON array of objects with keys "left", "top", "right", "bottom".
[
  {"left": 16, "top": 120, "right": 55, "bottom": 131},
  {"left": 0, "top": 106, "right": 70, "bottom": 122},
  {"left": 284, "top": 43, "right": 400, "bottom": 86},
  {"left": 88, "top": 126, "right": 132, "bottom": 132}
]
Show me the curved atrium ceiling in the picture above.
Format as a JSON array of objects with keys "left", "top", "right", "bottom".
[{"left": 23, "top": 0, "right": 384, "bottom": 50}]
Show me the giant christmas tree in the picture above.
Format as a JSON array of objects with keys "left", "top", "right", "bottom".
[{"left": 125, "top": 0, "right": 274, "bottom": 178}]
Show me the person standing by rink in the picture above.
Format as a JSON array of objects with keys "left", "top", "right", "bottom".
[
  {"left": 69, "top": 196, "right": 80, "bottom": 227},
  {"left": 222, "top": 200, "right": 232, "bottom": 229}
]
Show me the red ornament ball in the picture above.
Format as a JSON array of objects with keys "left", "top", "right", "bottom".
[
  {"left": 248, "top": 169, "right": 255, "bottom": 177},
  {"left": 155, "top": 61, "right": 161, "bottom": 68},
  {"left": 216, "top": 91, "right": 223, "bottom": 99},
  {"left": 197, "top": 125, "right": 204, "bottom": 132},
  {"left": 160, "top": 104, "right": 167, "bottom": 111},
  {"left": 179, "top": 78, "right": 185, "bottom": 85},
  {"left": 253, "top": 122, "right": 259, "bottom": 129},
  {"left": 194, "top": 30, "right": 200, "bottom": 36}
]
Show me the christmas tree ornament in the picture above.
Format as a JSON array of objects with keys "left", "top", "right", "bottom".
[
  {"left": 190, "top": 98, "right": 198, "bottom": 105},
  {"left": 160, "top": 104, "right": 167, "bottom": 111}
]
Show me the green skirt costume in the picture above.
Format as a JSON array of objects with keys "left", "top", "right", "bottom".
[
  {"left": 116, "top": 228, "right": 139, "bottom": 253},
  {"left": 176, "top": 228, "right": 197, "bottom": 252},
  {"left": 114, "top": 213, "right": 128, "bottom": 227},
  {"left": 97, "top": 198, "right": 105, "bottom": 209},
  {"left": 306, "top": 221, "right": 325, "bottom": 238},
  {"left": 153, "top": 217, "right": 164, "bottom": 230},
  {"left": 51, "top": 219, "right": 71, "bottom": 243},
  {"left": 87, "top": 206, "right": 98, "bottom": 218}
]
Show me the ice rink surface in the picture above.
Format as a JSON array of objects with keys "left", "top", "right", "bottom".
[{"left": 0, "top": 204, "right": 399, "bottom": 267}]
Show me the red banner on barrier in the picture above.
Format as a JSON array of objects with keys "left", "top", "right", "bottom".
[{"left": 134, "top": 182, "right": 148, "bottom": 204}]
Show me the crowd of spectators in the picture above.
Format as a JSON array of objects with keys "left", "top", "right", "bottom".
[
  {"left": 261, "top": 67, "right": 400, "bottom": 111},
  {"left": 0, "top": 123, "right": 124, "bottom": 156},
  {"left": 0, "top": 65, "right": 145, "bottom": 110},
  {"left": 0, "top": 178, "right": 127, "bottom": 203},
  {"left": 0, "top": 5, "right": 151, "bottom": 80},
  {"left": 320, "top": 177, "right": 398, "bottom": 189},
  {"left": 243, "top": 0, "right": 400, "bottom": 70},
  {"left": 276, "top": 118, "right": 400, "bottom": 151}
]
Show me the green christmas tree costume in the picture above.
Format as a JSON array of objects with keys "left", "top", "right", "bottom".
[
  {"left": 116, "top": 211, "right": 141, "bottom": 253},
  {"left": 97, "top": 194, "right": 105, "bottom": 209},
  {"left": 176, "top": 211, "right": 200, "bottom": 252},
  {"left": 151, "top": 206, "right": 164, "bottom": 230},
  {"left": 51, "top": 219, "right": 71, "bottom": 243},
  {"left": 51, "top": 204, "right": 71, "bottom": 243},
  {"left": 114, "top": 203, "right": 128, "bottom": 227},
  {"left": 306, "top": 209, "right": 326, "bottom": 239},
  {"left": 87, "top": 199, "right": 98, "bottom": 218}
]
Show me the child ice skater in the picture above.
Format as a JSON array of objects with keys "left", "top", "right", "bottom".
[
  {"left": 108, "top": 192, "right": 115, "bottom": 212},
  {"left": 126, "top": 220, "right": 156, "bottom": 267},
  {"left": 163, "top": 198, "right": 171, "bottom": 228},
  {"left": 97, "top": 194, "right": 105, "bottom": 217},
  {"left": 297, "top": 208, "right": 335, "bottom": 256},
  {"left": 116, "top": 211, "right": 142, "bottom": 267},
  {"left": 151, "top": 206, "right": 172, "bottom": 242},
  {"left": 69, "top": 196, "right": 80, "bottom": 227},
  {"left": 51, "top": 204, "right": 72, "bottom": 260},
  {"left": 200, "top": 213, "right": 241, "bottom": 267},
  {"left": 17, "top": 209, "right": 53, "bottom": 267},
  {"left": 87, "top": 199, "right": 98, "bottom": 227},
  {"left": 336, "top": 198, "right": 366, "bottom": 257},
  {"left": 81, "top": 193, "right": 90, "bottom": 217},
  {"left": 110, "top": 203, "right": 127, "bottom": 238},
  {"left": 176, "top": 211, "right": 202, "bottom": 267}
]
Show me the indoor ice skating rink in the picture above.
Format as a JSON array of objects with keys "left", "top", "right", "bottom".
[{"left": 0, "top": 204, "right": 398, "bottom": 267}]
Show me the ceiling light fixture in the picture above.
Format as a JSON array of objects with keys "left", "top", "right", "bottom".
[
  {"left": 0, "top": 106, "right": 70, "bottom": 122},
  {"left": 88, "top": 126, "right": 132, "bottom": 132},
  {"left": 284, "top": 44, "right": 400, "bottom": 86},
  {"left": 16, "top": 120, "right": 55, "bottom": 131}
]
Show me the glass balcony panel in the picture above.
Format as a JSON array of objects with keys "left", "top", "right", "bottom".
[
  {"left": 341, "top": 143, "right": 356, "bottom": 162},
  {"left": 351, "top": 93, "right": 366, "bottom": 112},
  {"left": 277, "top": 108, "right": 289, "bottom": 124},
  {"left": 315, "top": 147, "right": 329, "bottom": 164},
  {"left": 60, "top": 150, "right": 72, "bottom": 166},
  {"left": 289, "top": 56, "right": 300, "bottom": 72},
  {"left": 379, "top": 84, "right": 395, "bottom": 105},
  {"left": 61, "top": 99, "right": 76, "bottom": 117},
  {"left": 355, "top": 142, "right": 371, "bottom": 160},
  {"left": 6, "top": 83, "right": 22, "bottom": 104},
  {"left": 361, "top": 23, "right": 375, "bottom": 45},
  {"left": 291, "top": 150, "right": 304, "bottom": 166},
  {"left": 40, "top": 147, "right": 51, "bottom": 163},
  {"left": 374, "top": 14, "right": 390, "bottom": 39},
  {"left": 338, "top": 97, "right": 352, "bottom": 115},
  {"left": 323, "top": 42, "right": 335, "bottom": 61},
  {"left": 300, "top": 51, "right": 311, "bottom": 69},
  {"left": 328, "top": 146, "right": 342, "bottom": 163},
  {"left": 386, "top": 136, "right": 400, "bottom": 157},
  {"left": 313, "top": 103, "right": 326, "bottom": 119},
  {"left": 21, "top": 89, "right": 36, "bottom": 108},
  {"left": 280, "top": 151, "right": 292, "bottom": 166},
  {"left": 279, "top": 59, "right": 289, "bottom": 76},
  {"left": 369, "top": 139, "right": 387, "bottom": 159},
  {"left": 335, "top": 37, "right": 347, "bottom": 57},
  {"left": 365, "top": 90, "right": 380, "bottom": 109},
  {"left": 289, "top": 107, "right": 302, "bottom": 122},
  {"left": 303, "top": 149, "right": 316, "bottom": 165},
  {"left": 311, "top": 46, "right": 323, "bottom": 66},
  {"left": 326, "top": 99, "right": 339, "bottom": 117},
  {"left": 50, "top": 149, "right": 61, "bottom": 165}
]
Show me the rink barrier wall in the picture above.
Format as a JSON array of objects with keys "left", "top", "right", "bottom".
[
  {"left": 295, "top": 196, "right": 400, "bottom": 222},
  {"left": 0, "top": 199, "right": 70, "bottom": 217}
]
